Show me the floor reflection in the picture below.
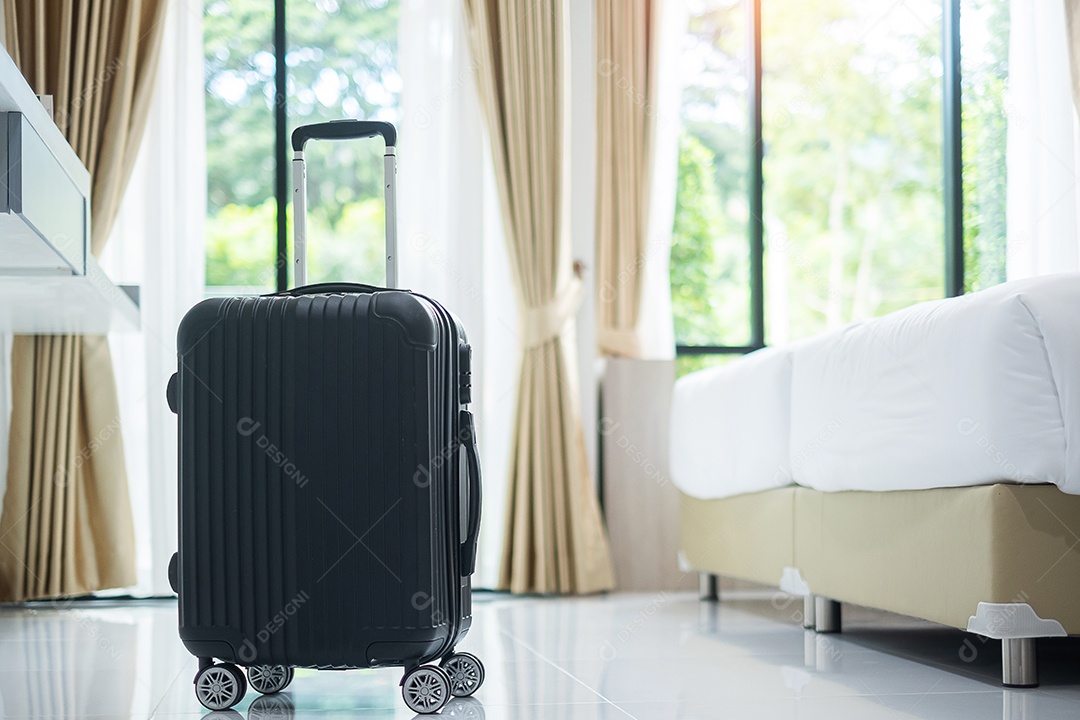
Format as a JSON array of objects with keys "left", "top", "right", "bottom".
[{"left": 0, "top": 595, "right": 1079, "bottom": 719}]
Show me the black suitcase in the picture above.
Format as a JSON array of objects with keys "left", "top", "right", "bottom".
[{"left": 167, "top": 120, "right": 484, "bottom": 715}]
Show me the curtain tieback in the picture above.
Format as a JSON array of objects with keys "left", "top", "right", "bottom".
[
  {"left": 521, "top": 277, "right": 584, "bottom": 348},
  {"left": 597, "top": 327, "right": 643, "bottom": 358}
]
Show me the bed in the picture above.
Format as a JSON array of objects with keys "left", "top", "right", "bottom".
[{"left": 671, "top": 273, "right": 1080, "bottom": 687}]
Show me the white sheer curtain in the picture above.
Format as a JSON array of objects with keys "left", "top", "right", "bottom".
[
  {"left": 398, "top": 0, "right": 517, "bottom": 587},
  {"left": 99, "top": 0, "right": 206, "bottom": 596},
  {"left": 1007, "top": 0, "right": 1080, "bottom": 278},
  {"left": 636, "top": 0, "right": 684, "bottom": 359}
]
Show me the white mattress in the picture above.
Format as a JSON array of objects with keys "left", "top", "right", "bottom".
[
  {"left": 669, "top": 346, "right": 795, "bottom": 499},
  {"left": 670, "top": 273, "right": 1080, "bottom": 498},
  {"left": 791, "top": 273, "right": 1080, "bottom": 494}
]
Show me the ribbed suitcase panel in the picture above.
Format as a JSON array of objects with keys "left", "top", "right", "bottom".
[{"left": 178, "top": 292, "right": 457, "bottom": 668}]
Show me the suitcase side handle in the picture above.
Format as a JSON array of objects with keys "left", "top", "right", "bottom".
[
  {"left": 459, "top": 410, "right": 482, "bottom": 576},
  {"left": 291, "top": 120, "right": 398, "bottom": 290}
]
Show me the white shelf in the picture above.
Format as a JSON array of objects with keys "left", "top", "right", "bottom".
[
  {"left": 0, "top": 45, "right": 138, "bottom": 334},
  {"left": 0, "top": 267, "right": 139, "bottom": 334}
]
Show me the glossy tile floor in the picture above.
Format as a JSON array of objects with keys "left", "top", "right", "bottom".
[{"left": 3, "top": 591, "right": 1080, "bottom": 719}]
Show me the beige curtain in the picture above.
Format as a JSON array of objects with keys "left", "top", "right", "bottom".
[
  {"left": 1066, "top": 0, "right": 1080, "bottom": 112},
  {"left": 0, "top": 0, "right": 168, "bottom": 601},
  {"left": 463, "top": 0, "right": 615, "bottom": 594},
  {"left": 595, "top": 0, "right": 657, "bottom": 358},
  {"left": 595, "top": 0, "right": 682, "bottom": 359}
]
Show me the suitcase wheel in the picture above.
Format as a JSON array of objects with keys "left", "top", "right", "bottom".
[
  {"left": 401, "top": 664, "right": 452, "bottom": 714},
  {"left": 440, "top": 652, "right": 485, "bottom": 697},
  {"left": 246, "top": 664, "right": 293, "bottom": 695},
  {"left": 194, "top": 662, "right": 246, "bottom": 711}
]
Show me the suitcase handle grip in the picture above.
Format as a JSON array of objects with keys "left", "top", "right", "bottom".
[
  {"left": 459, "top": 410, "right": 482, "bottom": 576},
  {"left": 291, "top": 120, "right": 397, "bottom": 151},
  {"left": 271, "top": 282, "right": 385, "bottom": 296}
]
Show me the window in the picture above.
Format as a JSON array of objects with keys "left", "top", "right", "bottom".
[
  {"left": 203, "top": 0, "right": 399, "bottom": 297},
  {"left": 674, "top": 0, "right": 751, "bottom": 352},
  {"left": 961, "top": 0, "right": 1009, "bottom": 292},
  {"left": 670, "top": 0, "right": 1009, "bottom": 371},
  {"left": 204, "top": 0, "right": 276, "bottom": 295},
  {"left": 763, "top": 0, "right": 944, "bottom": 343}
]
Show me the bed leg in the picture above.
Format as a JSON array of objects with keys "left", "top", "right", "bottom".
[
  {"left": 699, "top": 573, "right": 719, "bottom": 602},
  {"left": 803, "top": 595, "right": 816, "bottom": 629},
  {"left": 1002, "top": 638, "right": 1038, "bottom": 688},
  {"left": 814, "top": 597, "right": 841, "bottom": 633}
]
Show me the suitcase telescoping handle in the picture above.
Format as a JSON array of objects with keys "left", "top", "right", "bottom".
[{"left": 291, "top": 120, "right": 398, "bottom": 289}]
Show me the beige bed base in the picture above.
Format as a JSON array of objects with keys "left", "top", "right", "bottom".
[{"left": 680, "top": 483, "right": 1080, "bottom": 686}]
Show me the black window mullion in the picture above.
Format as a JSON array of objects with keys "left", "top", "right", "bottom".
[
  {"left": 748, "top": 0, "right": 765, "bottom": 348},
  {"left": 274, "top": 0, "right": 288, "bottom": 293},
  {"left": 943, "top": 0, "right": 964, "bottom": 297}
]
